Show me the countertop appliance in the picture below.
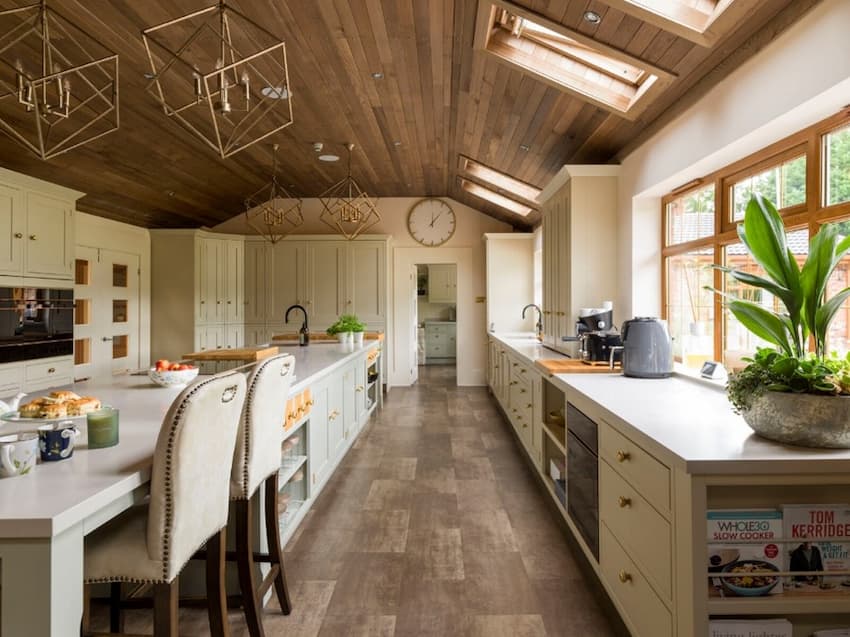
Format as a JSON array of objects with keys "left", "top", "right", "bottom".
[
  {"left": 0, "top": 287, "right": 73, "bottom": 363},
  {"left": 620, "top": 317, "right": 673, "bottom": 378},
  {"left": 564, "top": 304, "right": 622, "bottom": 365},
  {"left": 566, "top": 401, "right": 599, "bottom": 560}
]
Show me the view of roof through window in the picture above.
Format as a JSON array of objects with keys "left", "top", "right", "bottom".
[
  {"left": 459, "top": 178, "right": 533, "bottom": 216},
  {"left": 460, "top": 156, "right": 541, "bottom": 204},
  {"left": 623, "top": 0, "right": 728, "bottom": 34},
  {"left": 480, "top": 5, "right": 664, "bottom": 117}
]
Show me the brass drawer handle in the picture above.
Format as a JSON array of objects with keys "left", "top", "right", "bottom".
[
  {"left": 618, "top": 496, "right": 631, "bottom": 508},
  {"left": 616, "top": 450, "right": 631, "bottom": 463},
  {"left": 618, "top": 570, "right": 632, "bottom": 584}
]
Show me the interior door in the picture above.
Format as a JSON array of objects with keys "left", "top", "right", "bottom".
[
  {"left": 410, "top": 264, "right": 418, "bottom": 385},
  {"left": 104, "top": 250, "right": 140, "bottom": 375}
]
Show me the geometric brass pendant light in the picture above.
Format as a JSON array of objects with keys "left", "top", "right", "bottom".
[
  {"left": 141, "top": 1, "right": 293, "bottom": 159},
  {"left": 0, "top": 0, "right": 119, "bottom": 160},
  {"left": 319, "top": 143, "right": 381, "bottom": 240},
  {"left": 245, "top": 144, "right": 303, "bottom": 244}
]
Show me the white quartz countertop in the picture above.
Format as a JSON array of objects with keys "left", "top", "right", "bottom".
[
  {"left": 0, "top": 340, "right": 380, "bottom": 538},
  {"left": 490, "top": 332, "right": 570, "bottom": 363},
  {"left": 552, "top": 373, "right": 850, "bottom": 474}
]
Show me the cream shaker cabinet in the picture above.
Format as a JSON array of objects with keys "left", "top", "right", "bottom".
[
  {"left": 307, "top": 242, "right": 346, "bottom": 328},
  {"left": 0, "top": 174, "right": 78, "bottom": 281},
  {"left": 427, "top": 263, "right": 456, "bottom": 303}
]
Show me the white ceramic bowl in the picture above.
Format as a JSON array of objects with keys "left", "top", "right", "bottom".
[{"left": 148, "top": 367, "right": 199, "bottom": 387}]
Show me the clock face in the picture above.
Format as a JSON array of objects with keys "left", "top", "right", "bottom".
[{"left": 407, "top": 199, "right": 456, "bottom": 247}]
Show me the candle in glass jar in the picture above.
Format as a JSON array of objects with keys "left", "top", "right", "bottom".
[{"left": 87, "top": 407, "right": 119, "bottom": 449}]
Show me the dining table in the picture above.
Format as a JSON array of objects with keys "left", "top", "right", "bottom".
[{"left": 0, "top": 374, "right": 185, "bottom": 637}]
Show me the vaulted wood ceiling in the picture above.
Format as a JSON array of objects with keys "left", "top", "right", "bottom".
[{"left": 0, "top": 0, "right": 821, "bottom": 230}]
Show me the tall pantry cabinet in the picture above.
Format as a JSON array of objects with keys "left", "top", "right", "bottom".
[
  {"left": 540, "top": 166, "right": 619, "bottom": 354},
  {"left": 150, "top": 230, "right": 244, "bottom": 360}
]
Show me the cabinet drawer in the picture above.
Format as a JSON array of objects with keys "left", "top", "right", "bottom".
[
  {"left": 26, "top": 358, "right": 74, "bottom": 384},
  {"left": 0, "top": 365, "right": 22, "bottom": 393},
  {"left": 599, "top": 424, "right": 670, "bottom": 514},
  {"left": 600, "top": 461, "right": 672, "bottom": 600},
  {"left": 600, "top": 525, "right": 672, "bottom": 637}
]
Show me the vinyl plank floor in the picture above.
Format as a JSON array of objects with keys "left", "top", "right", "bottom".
[{"left": 88, "top": 365, "right": 618, "bottom": 636}]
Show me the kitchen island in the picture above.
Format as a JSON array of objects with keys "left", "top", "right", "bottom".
[
  {"left": 0, "top": 339, "right": 381, "bottom": 637},
  {"left": 487, "top": 332, "right": 850, "bottom": 637}
]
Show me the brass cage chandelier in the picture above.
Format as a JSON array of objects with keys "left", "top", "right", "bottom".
[
  {"left": 245, "top": 143, "right": 303, "bottom": 244},
  {"left": 319, "top": 144, "right": 381, "bottom": 240},
  {"left": 0, "top": 0, "right": 119, "bottom": 160},
  {"left": 141, "top": 0, "right": 293, "bottom": 159}
]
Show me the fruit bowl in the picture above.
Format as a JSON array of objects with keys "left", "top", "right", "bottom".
[{"left": 148, "top": 366, "right": 199, "bottom": 387}]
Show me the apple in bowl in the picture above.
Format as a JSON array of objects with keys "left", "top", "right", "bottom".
[{"left": 149, "top": 359, "right": 199, "bottom": 387}]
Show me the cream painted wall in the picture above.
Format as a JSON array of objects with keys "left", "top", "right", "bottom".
[
  {"left": 75, "top": 212, "right": 152, "bottom": 367},
  {"left": 616, "top": 0, "right": 850, "bottom": 319},
  {"left": 214, "top": 197, "right": 514, "bottom": 386}
]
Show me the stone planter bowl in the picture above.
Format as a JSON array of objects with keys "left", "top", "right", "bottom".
[{"left": 742, "top": 391, "right": 850, "bottom": 448}]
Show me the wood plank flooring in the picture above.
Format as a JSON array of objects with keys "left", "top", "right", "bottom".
[{"left": 90, "top": 365, "right": 619, "bottom": 636}]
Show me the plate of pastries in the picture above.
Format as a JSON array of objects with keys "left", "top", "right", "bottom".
[{"left": 1, "top": 391, "right": 102, "bottom": 421}]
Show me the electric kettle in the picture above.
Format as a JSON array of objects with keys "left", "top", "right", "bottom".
[{"left": 619, "top": 317, "right": 673, "bottom": 378}]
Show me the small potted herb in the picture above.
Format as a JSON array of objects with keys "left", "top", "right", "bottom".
[{"left": 326, "top": 314, "right": 365, "bottom": 346}]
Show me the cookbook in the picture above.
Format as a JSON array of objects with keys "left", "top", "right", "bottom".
[
  {"left": 708, "top": 618, "right": 791, "bottom": 637},
  {"left": 782, "top": 504, "right": 850, "bottom": 594}
]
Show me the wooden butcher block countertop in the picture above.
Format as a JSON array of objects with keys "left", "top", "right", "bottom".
[
  {"left": 535, "top": 359, "right": 621, "bottom": 375},
  {"left": 183, "top": 345, "right": 279, "bottom": 362}
]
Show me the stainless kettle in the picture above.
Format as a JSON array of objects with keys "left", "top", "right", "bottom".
[{"left": 619, "top": 317, "right": 673, "bottom": 378}]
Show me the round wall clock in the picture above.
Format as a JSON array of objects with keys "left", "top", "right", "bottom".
[{"left": 407, "top": 198, "right": 456, "bottom": 247}]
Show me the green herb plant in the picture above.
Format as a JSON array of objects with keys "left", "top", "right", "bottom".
[
  {"left": 326, "top": 314, "right": 366, "bottom": 335},
  {"left": 708, "top": 194, "right": 850, "bottom": 409}
]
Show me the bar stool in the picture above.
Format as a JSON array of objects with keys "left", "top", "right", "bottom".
[
  {"left": 82, "top": 371, "right": 247, "bottom": 637},
  {"left": 229, "top": 353, "right": 295, "bottom": 637}
]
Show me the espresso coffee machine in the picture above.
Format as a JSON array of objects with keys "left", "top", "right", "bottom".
[{"left": 563, "top": 302, "right": 623, "bottom": 365}]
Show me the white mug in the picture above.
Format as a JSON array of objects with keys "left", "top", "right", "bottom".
[{"left": 0, "top": 433, "right": 39, "bottom": 478}]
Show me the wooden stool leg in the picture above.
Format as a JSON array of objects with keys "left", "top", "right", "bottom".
[
  {"left": 153, "top": 579, "right": 179, "bottom": 637},
  {"left": 264, "top": 473, "right": 292, "bottom": 615},
  {"left": 206, "top": 528, "right": 231, "bottom": 637},
  {"left": 109, "top": 582, "right": 123, "bottom": 632},
  {"left": 236, "top": 498, "right": 266, "bottom": 637}
]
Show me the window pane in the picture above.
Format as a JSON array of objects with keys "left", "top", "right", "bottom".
[
  {"left": 826, "top": 220, "right": 850, "bottom": 356},
  {"left": 665, "top": 249, "right": 715, "bottom": 369},
  {"left": 723, "top": 228, "right": 809, "bottom": 369},
  {"left": 731, "top": 155, "right": 806, "bottom": 221},
  {"left": 825, "top": 124, "right": 850, "bottom": 207},
  {"left": 666, "top": 185, "right": 715, "bottom": 245}
]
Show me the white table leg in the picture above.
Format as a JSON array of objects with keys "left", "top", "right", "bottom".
[{"left": 0, "top": 523, "right": 84, "bottom": 637}]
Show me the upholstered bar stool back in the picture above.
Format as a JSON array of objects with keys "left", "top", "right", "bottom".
[
  {"left": 230, "top": 353, "right": 295, "bottom": 499},
  {"left": 226, "top": 353, "right": 296, "bottom": 637},
  {"left": 84, "top": 371, "right": 247, "bottom": 637}
]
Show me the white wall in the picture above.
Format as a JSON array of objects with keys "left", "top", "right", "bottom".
[
  {"left": 617, "top": 0, "right": 850, "bottom": 319},
  {"left": 75, "top": 212, "right": 152, "bottom": 367},
  {"left": 214, "top": 197, "right": 514, "bottom": 386}
]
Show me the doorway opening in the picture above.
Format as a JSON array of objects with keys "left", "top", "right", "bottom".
[{"left": 414, "top": 263, "right": 457, "bottom": 385}]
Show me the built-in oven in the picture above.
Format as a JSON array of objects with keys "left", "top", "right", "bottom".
[
  {"left": 0, "top": 287, "right": 74, "bottom": 363},
  {"left": 566, "top": 401, "right": 599, "bottom": 560}
]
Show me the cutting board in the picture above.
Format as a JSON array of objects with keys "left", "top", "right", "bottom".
[
  {"left": 271, "top": 332, "right": 385, "bottom": 342},
  {"left": 535, "top": 359, "right": 620, "bottom": 375},
  {"left": 183, "top": 346, "right": 279, "bottom": 362}
]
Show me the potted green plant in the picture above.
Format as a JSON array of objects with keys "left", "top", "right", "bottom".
[
  {"left": 709, "top": 193, "right": 850, "bottom": 448},
  {"left": 326, "top": 314, "right": 365, "bottom": 346},
  {"left": 344, "top": 314, "right": 367, "bottom": 346}
]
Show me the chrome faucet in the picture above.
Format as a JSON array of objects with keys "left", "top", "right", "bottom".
[
  {"left": 285, "top": 304, "right": 309, "bottom": 346},
  {"left": 522, "top": 304, "right": 543, "bottom": 341}
]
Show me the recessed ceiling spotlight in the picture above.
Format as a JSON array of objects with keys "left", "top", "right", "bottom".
[
  {"left": 583, "top": 10, "right": 601, "bottom": 24},
  {"left": 166, "top": 190, "right": 175, "bottom": 197},
  {"left": 261, "top": 86, "right": 291, "bottom": 99},
  {"left": 371, "top": 71, "right": 384, "bottom": 79},
  {"left": 143, "top": 72, "right": 156, "bottom": 80},
  {"left": 318, "top": 154, "right": 340, "bottom": 162},
  {"left": 393, "top": 140, "right": 402, "bottom": 146},
  {"left": 519, "top": 144, "right": 530, "bottom": 152}
]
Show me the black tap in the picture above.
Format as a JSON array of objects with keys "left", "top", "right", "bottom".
[
  {"left": 285, "top": 304, "right": 309, "bottom": 346},
  {"left": 522, "top": 303, "right": 543, "bottom": 341}
]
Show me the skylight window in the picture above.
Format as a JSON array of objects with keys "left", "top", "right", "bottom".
[
  {"left": 474, "top": 1, "right": 673, "bottom": 119},
  {"left": 460, "top": 178, "right": 533, "bottom": 216},
  {"left": 459, "top": 156, "right": 541, "bottom": 204},
  {"left": 607, "top": 0, "right": 736, "bottom": 45}
]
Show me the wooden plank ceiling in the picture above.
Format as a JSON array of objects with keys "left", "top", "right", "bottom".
[{"left": 0, "top": 0, "right": 821, "bottom": 230}]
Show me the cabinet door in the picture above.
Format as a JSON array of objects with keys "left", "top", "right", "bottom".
[
  {"left": 0, "top": 183, "right": 23, "bottom": 275},
  {"left": 244, "top": 242, "right": 272, "bottom": 324},
  {"left": 244, "top": 324, "right": 270, "bottom": 347},
  {"left": 347, "top": 241, "right": 386, "bottom": 326},
  {"left": 428, "top": 265, "right": 449, "bottom": 303},
  {"left": 271, "top": 241, "right": 307, "bottom": 327},
  {"left": 196, "top": 324, "right": 226, "bottom": 351},
  {"left": 25, "top": 192, "right": 72, "bottom": 278},
  {"left": 213, "top": 240, "right": 227, "bottom": 324},
  {"left": 355, "top": 361, "right": 366, "bottom": 425},
  {"left": 307, "top": 242, "right": 345, "bottom": 329},
  {"left": 342, "top": 363, "right": 357, "bottom": 441},
  {"left": 196, "top": 239, "right": 217, "bottom": 324},
  {"left": 225, "top": 324, "right": 243, "bottom": 349},
  {"left": 327, "top": 372, "right": 345, "bottom": 461},
  {"left": 309, "top": 380, "right": 330, "bottom": 490},
  {"left": 225, "top": 240, "right": 243, "bottom": 324}
]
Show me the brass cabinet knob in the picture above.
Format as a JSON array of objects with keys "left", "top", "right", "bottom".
[
  {"left": 543, "top": 310, "right": 551, "bottom": 315},
  {"left": 526, "top": 403, "right": 532, "bottom": 409},
  {"left": 355, "top": 385, "right": 364, "bottom": 392},
  {"left": 512, "top": 363, "right": 518, "bottom": 367},
  {"left": 522, "top": 423, "right": 528, "bottom": 429},
  {"left": 512, "top": 408, "right": 518, "bottom": 413},
  {"left": 509, "top": 381, "right": 518, "bottom": 385},
  {"left": 29, "top": 234, "right": 37, "bottom": 240},
  {"left": 618, "top": 496, "right": 632, "bottom": 508},
  {"left": 48, "top": 367, "right": 56, "bottom": 373},
  {"left": 13, "top": 232, "right": 22, "bottom": 238},
  {"left": 616, "top": 450, "right": 631, "bottom": 463},
  {"left": 618, "top": 570, "right": 632, "bottom": 584},
  {"left": 520, "top": 368, "right": 526, "bottom": 373},
  {"left": 494, "top": 365, "right": 499, "bottom": 369},
  {"left": 520, "top": 388, "right": 526, "bottom": 394}
]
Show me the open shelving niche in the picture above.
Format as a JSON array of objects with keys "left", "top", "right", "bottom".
[
  {"left": 278, "top": 415, "right": 309, "bottom": 543},
  {"left": 541, "top": 377, "right": 567, "bottom": 508},
  {"left": 698, "top": 474, "right": 850, "bottom": 636}
]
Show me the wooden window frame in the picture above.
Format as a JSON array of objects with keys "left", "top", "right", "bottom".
[{"left": 661, "top": 108, "right": 850, "bottom": 366}]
